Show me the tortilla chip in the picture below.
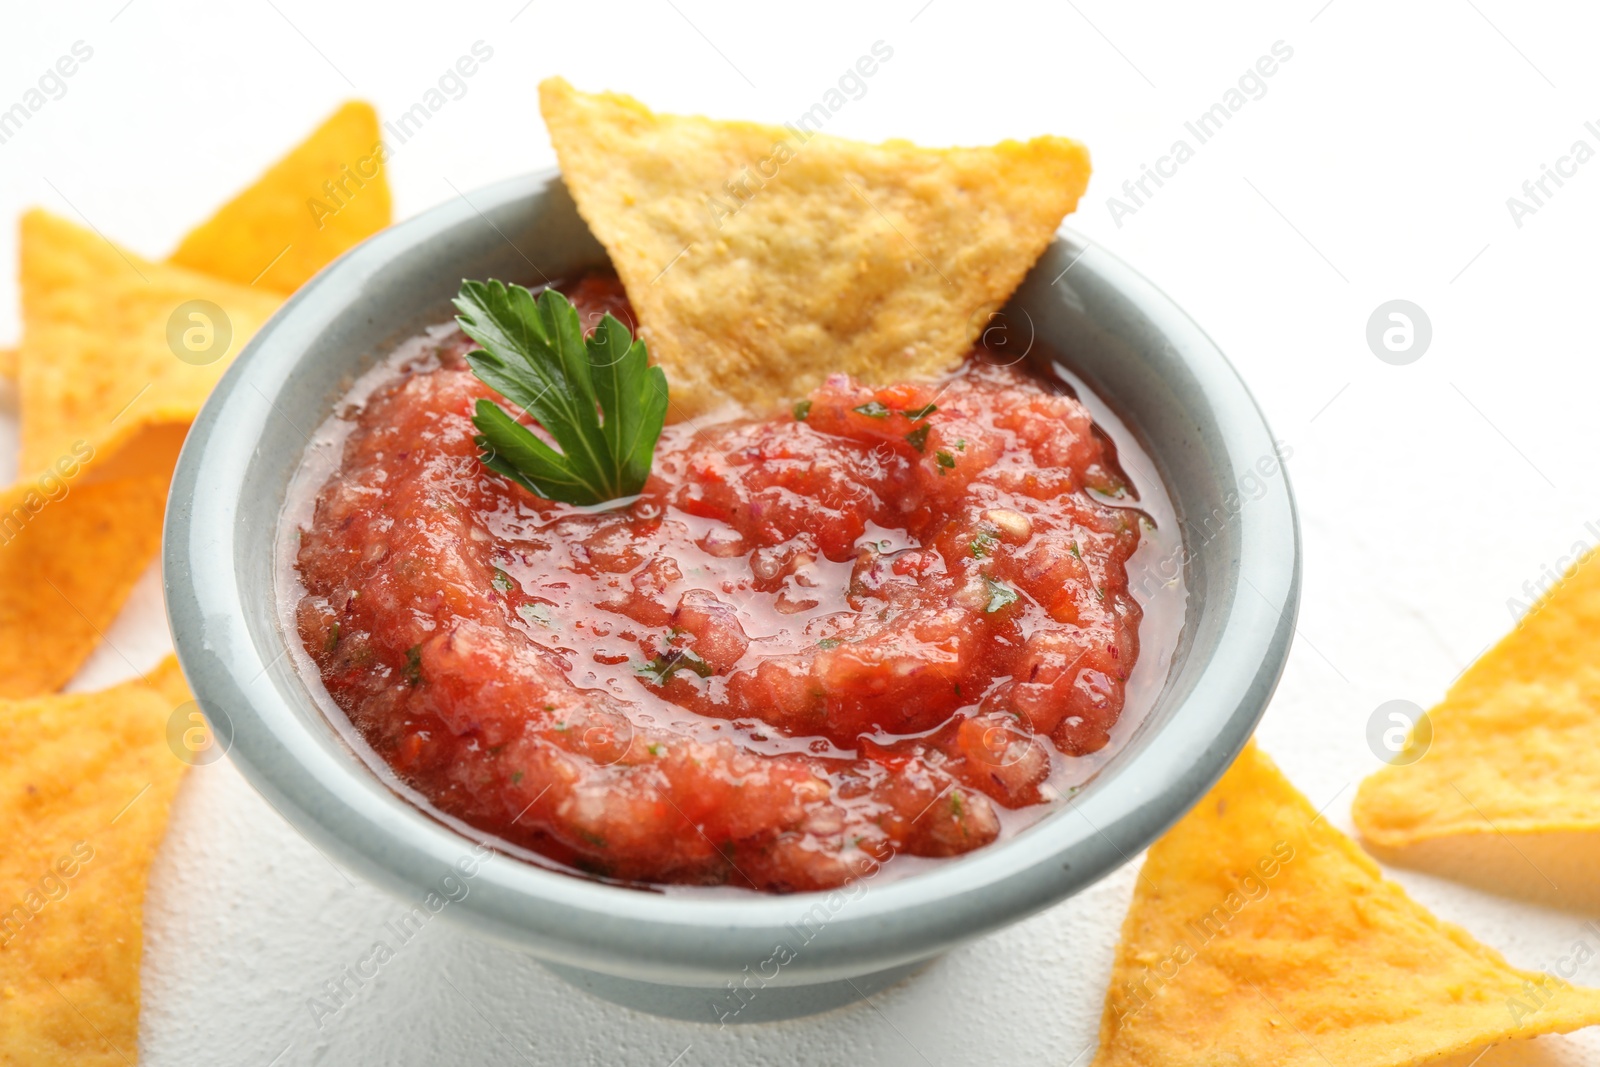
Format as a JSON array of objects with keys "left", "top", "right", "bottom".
[
  {"left": 539, "top": 77, "right": 1091, "bottom": 417},
  {"left": 1354, "top": 548, "right": 1600, "bottom": 908},
  {"left": 139, "top": 655, "right": 192, "bottom": 706},
  {"left": 0, "top": 347, "right": 15, "bottom": 379},
  {"left": 17, "top": 209, "right": 284, "bottom": 475},
  {"left": 0, "top": 106, "right": 387, "bottom": 699},
  {"left": 1093, "top": 742, "right": 1600, "bottom": 1067},
  {"left": 169, "top": 101, "right": 390, "bottom": 293},
  {"left": 0, "top": 663, "right": 188, "bottom": 1064},
  {"left": 0, "top": 477, "right": 167, "bottom": 700}
]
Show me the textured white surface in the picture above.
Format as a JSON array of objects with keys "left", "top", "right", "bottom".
[{"left": 6, "top": 1, "right": 1600, "bottom": 1063}]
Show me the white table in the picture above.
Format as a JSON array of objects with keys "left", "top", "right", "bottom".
[{"left": 5, "top": 1, "right": 1600, "bottom": 1063}]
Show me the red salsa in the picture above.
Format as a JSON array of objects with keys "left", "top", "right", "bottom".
[{"left": 291, "top": 274, "right": 1147, "bottom": 892}]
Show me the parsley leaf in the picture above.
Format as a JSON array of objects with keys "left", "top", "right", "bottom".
[
  {"left": 902, "top": 403, "right": 937, "bottom": 420},
  {"left": 983, "top": 577, "right": 1019, "bottom": 613},
  {"left": 905, "top": 424, "right": 931, "bottom": 452},
  {"left": 852, "top": 400, "right": 891, "bottom": 418},
  {"left": 455, "top": 280, "right": 668, "bottom": 506},
  {"left": 793, "top": 399, "right": 812, "bottom": 421},
  {"left": 519, "top": 602, "right": 555, "bottom": 628},
  {"left": 636, "top": 648, "right": 715, "bottom": 684}
]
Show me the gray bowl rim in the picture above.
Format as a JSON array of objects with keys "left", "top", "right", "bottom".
[{"left": 164, "top": 168, "right": 1300, "bottom": 987}]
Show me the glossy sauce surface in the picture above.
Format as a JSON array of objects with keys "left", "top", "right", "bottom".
[{"left": 290, "top": 275, "right": 1158, "bottom": 892}]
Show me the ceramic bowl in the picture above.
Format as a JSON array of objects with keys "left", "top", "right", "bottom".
[{"left": 164, "top": 169, "right": 1299, "bottom": 1022}]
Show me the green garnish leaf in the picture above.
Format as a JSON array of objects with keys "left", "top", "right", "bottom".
[
  {"left": 1068, "top": 540, "right": 1082, "bottom": 560},
  {"left": 456, "top": 280, "right": 668, "bottom": 506},
  {"left": 519, "top": 602, "right": 555, "bottom": 628},
  {"left": 983, "top": 577, "right": 1019, "bottom": 613},
  {"left": 793, "top": 399, "right": 813, "bottom": 421},
  {"left": 324, "top": 621, "right": 341, "bottom": 653},
  {"left": 402, "top": 644, "right": 424, "bottom": 686},
  {"left": 491, "top": 567, "right": 514, "bottom": 594},
  {"left": 970, "top": 530, "right": 998, "bottom": 558},
  {"left": 816, "top": 637, "right": 842, "bottom": 650},
  {"left": 905, "top": 424, "right": 931, "bottom": 452},
  {"left": 637, "top": 648, "right": 715, "bottom": 684},
  {"left": 902, "top": 403, "right": 937, "bottom": 420},
  {"left": 852, "top": 400, "right": 891, "bottom": 418},
  {"left": 935, "top": 450, "right": 956, "bottom": 470}
]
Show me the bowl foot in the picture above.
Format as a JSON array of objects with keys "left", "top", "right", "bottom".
[{"left": 541, "top": 957, "right": 933, "bottom": 1024}]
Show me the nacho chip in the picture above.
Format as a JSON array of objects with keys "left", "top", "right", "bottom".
[
  {"left": 0, "top": 662, "right": 189, "bottom": 1064},
  {"left": 17, "top": 209, "right": 284, "bottom": 475},
  {"left": 138, "top": 654, "right": 192, "bottom": 707},
  {"left": 539, "top": 77, "right": 1091, "bottom": 417},
  {"left": 1354, "top": 548, "right": 1600, "bottom": 908},
  {"left": 1093, "top": 742, "right": 1600, "bottom": 1067},
  {"left": 1, "top": 208, "right": 276, "bottom": 697},
  {"left": 169, "top": 101, "right": 390, "bottom": 293},
  {"left": 0, "top": 477, "right": 167, "bottom": 700},
  {"left": 1, "top": 103, "right": 390, "bottom": 698},
  {"left": 0, "top": 346, "right": 15, "bottom": 379}
]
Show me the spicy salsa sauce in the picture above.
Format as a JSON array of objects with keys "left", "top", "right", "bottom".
[{"left": 291, "top": 274, "right": 1153, "bottom": 893}]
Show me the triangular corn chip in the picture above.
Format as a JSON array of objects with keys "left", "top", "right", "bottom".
[
  {"left": 2, "top": 106, "right": 389, "bottom": 699},
  {"left": 1093, "top": 743, "right": 1600, "bottom": 1067},
  {"left": 0, "top": 477, "right": 167, "bottom": 700},
  {"left": 0, "top": 346, "right": 15, "bottom": 379},
  {"left": 3, "top": 208, "right": 271, "bottom": 695},
  {"left": 138, "top": 654, "right": 192, "bottom": 707},
  {"left": 0, "top": 661, "right": 189, "bottom": 1064},
  {"left": 1354, "top": 548, "right": 1600, "bottom": 908},
  {"left": 169, "top": 100, "right": 390, "bottom": 293},
  {"left": 539, "top": 77, "right": 1091, "bottom": 416},
  {"left": 17, "top": 209, "right": 284, "bottom": 474}
]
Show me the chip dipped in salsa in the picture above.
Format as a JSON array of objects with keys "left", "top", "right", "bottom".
[{"left": 282, "top": 272, "right": 1179, "bottom": 893}]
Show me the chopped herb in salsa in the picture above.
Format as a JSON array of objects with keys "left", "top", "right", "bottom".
[
  {"left": 983, "top": 577, "right": 1019, "bottom": 613},
  {"left": 637, "top": 647, "right": 714, "bottom": 684}
]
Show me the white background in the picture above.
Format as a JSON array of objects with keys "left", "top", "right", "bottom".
[{"left": 5, "top": 1, "right": 1600, "bottom": 1064}]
